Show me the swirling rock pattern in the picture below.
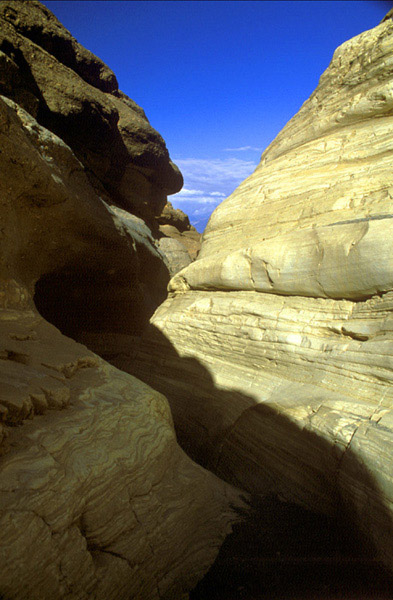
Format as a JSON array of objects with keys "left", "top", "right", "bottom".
[
  {"left": 130, "top": 17, "right": 393, "bottom": 570},
  {"left": 0, "top": 307, "right": 240, "bottom": 599}
]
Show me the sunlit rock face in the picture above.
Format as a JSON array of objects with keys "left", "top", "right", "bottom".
[
  {"left": 130, "top": 18, "right": 393, "bottom": 570},
  {"left": 0, "top": 2, "right": 242, "bottom": 598}
]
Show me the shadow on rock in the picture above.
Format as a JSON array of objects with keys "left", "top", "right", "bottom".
[{"left": 116, "top": 324, "right": 393, "bottom": 599}]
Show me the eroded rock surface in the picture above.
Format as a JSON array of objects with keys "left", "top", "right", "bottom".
[
  {"left": 0, "top": 0, "right": 190, "bottom": 348},
  {"left": 0, "top": 2, "right": 241, "bottom": 598},
  {"left": 129, "top": 17, "right": 393, "bottom": 572},
  {"left": 0, "top": 0, "right": 182, "bottom": 224},
  {"left": 0, "top": 304, "right": 240, "bottom": 600},
  {"left": 0, "top": 93, "right": 169, "bottom": 343},
  {"left": 156, "top": 202, "right": 202, "bottom": 275}
]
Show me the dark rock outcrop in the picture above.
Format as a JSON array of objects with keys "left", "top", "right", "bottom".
[
  {"left": 0, "top": 0, "right": 190, "bottom": 348},
  {"left": 0, "top": 3, "right": 242, "bottom": 599},
  {"left": 0, "top": 0, "right": 182, "bottom": 226}
]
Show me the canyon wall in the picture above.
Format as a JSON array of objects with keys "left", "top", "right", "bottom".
[
  {"left": 0, "top": 2, "right": 241, "bottom": 598},
  {"left": 130, "top": 15, "right": 393, "bottom": 570},
  {"left": 0, "top": 305, "right": 241, "bottom": 600},
  {"left": 0, "top": 0, "right": 196, "bottom": 345}
]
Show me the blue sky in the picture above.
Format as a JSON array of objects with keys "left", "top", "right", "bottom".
[{"left": 43, "top": 0, "right": 391, "bottom": 231}]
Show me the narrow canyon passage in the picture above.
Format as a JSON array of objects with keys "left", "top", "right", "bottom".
[
  {"left": 124, "top": 323, "right": 393, "bottom": 599},
  {"left": 2, "top": 1, "right": 393, "bottom": 598},
  {"left": 32, "top": 271, "right": 393, "bottom": 598},
  {"left": 31, "top": 280, "right": 393, "bottom": 598}
]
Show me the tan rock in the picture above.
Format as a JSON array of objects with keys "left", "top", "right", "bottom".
[
  {"left": 0, "top": 5, "right": 241, "bottom": 596},
  {"left": 157, "top": 237, "right": 193, "bottom": 277},
  {"left": 157, "top": 201, "right": 193, "bottom": 233},
  {"left": 0, "top": 94, "right": 168, "bottom": 341},
  {"left": 0, "top": 307, "right": 241, "bottom": 599},
  {"left": 157, "top": 202, "right": 202, "bottom": 272},
  {"left": 160, "top": 223, "right": 201, "bottom": 261},
  {"left": 129, "top": 17, "right": 393, "bottom": 572}
]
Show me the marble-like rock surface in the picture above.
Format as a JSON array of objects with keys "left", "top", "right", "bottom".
[
  {"left": 129, "top": 17, "right": 393, "bottom": 571},
  {"left": 0, "top": 301, "right": 241, "bottom": 600},
  {"left": 0, "top": 92, "right": 240, "bottom": 600},
  {"left": 0, "top": 91, "right": 240, "bottom": 600}
]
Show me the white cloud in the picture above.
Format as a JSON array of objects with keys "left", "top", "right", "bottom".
[
  {"left": 169, "top": 157, "right": 258, "bottom": 232},
  {"left": 193, "top": 206, "right": 216, "bottom": 216},
  {"left": 177, "top": 188, "right": 206, "bottom": 196},
  {"left": 174, "top": 157, "right": 257, "bottom": 191},
  {"left": 223, "top": 146, "right": 263, "bottom": 152},
  {"left": 174, "top": 195, "right": 219, "bottom": 205},
  {"left": 175, "top": 188, "right": 226, "bottom": 201}
]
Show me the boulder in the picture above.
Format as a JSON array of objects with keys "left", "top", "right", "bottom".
[
  {"left": 155, "top": 202, "right": 201, "bottom": 276},
  {"left": 157, "top": 237, "right": 193, "bottom": 277},
  {"left": 129, "top": 17, "right": 393, "bottom": 572},
  {"left": 157, "top": 201, "right": 193, "bottom": 233}
]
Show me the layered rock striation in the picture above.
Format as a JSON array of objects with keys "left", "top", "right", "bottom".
[
  {"left": 130, "top": 17, "right": 393, "bottom": 571},
  {"left": 0, "top": 302, "right": 241, "bottom": 600}
]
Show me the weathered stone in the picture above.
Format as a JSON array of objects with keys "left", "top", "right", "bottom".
[
  {"left": 158, "top": 237, "right": 192, "bottom": 276},
  {"left": 0, "top": 0, "right": 182, "bottom": 223},
  {"left": 160, "top": 223, "right": 201, "bottom": 261},
  {"left": 0, "top": 3, "right": 241, "bottom": 597},
  {"left": 129, "top": 17, "right": 393, "bottom": 572},
  {"left": 0, "top": 308, "right": 241, "bottom": 599},
  {"left": 157, "top": 202, "right": 202, "bottom": 263},
  {"left": 154, "top": 202, "right": 201, "bottom": 275},
  {"left": 157, "top": 201, "right": 193, "bottom": 233},
  {"left": 0, "top": 95, "right": 168, "bottom": 340},
  {"left": 0, "top": 0, "right": 118, "bottom": 92}
]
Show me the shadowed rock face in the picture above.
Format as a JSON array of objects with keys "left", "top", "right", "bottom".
[
  {"left": 128, "top": 15, "right": 393, "bottom": 576},
  {"left": 0, "top": 0, "right": 182, "bottom": 225},
  {"left": 0, "top": 0, "right": 189, "bottom": 347},
  {"left": 0, "top": 2, "right": 242, "bottom": 598},
  {"left": 0, "top": 94, "right": 168, "bottom": 340}
]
